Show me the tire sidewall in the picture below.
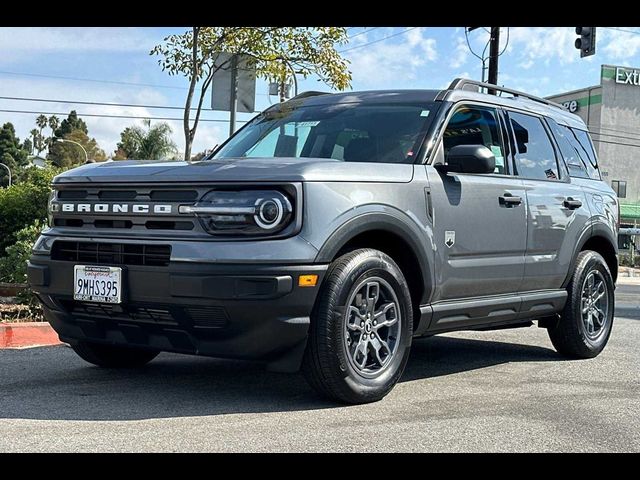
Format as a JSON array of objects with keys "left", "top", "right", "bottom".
[
  {"left": 325, "top": 252, "right": 413, "bottom": 399},
  {"left": 570, "top": 252, "right": 615, "bottom": 353}
]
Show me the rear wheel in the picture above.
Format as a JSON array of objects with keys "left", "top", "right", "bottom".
[
  {"left": 548, "top": 250, "right": 614, "bottom": 359},
  {"left": 70, "top": 340, "right": 159, "bottom": 368},
  {"left": 302, "top": 249, "right": 413, "bottom": 404}
]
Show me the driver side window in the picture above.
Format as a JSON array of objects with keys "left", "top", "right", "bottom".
[{"left": 443, "top": 106, "right": 506, "bottom": 174}]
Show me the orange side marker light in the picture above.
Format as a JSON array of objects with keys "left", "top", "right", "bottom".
[{"left": 298, "top": 274, "right": 318, "bottom": 287}]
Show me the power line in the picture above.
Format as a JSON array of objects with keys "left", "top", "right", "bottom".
[
  {"left": 0, "top": 69, "right": 188, "bottom": 90},
  {"left": 589, "top": 130, "right": 640, "bottom": 142},
  {"left": 0, "top": 95, "right": 221, "bottom": 112},
  {"left": 593, "top": 123, "right": 640, "bottom": 138},
  {"left": 0, "top": 108, "right": 249, "bottom": 124},
  {"left": 339, "top": 27, "right": 420, "bottom": 53},
  {"left": 591, "top": 137, "right": 640, "bottom": 149},
  {"left": 602, "top": 27, "right": 640, "bottom": 36},
  {"left": 347, "top": 27, "right": 381, "bottom": 40},
  {"left": 0, "top": 69, "right": 269, "bottom": 96}
]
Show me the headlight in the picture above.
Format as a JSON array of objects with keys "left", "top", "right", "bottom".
[{"left": 180, "top": 189, "right": 294, "bottom": 236}]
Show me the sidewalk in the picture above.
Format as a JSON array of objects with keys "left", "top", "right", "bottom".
[{"left": 617, "top": 266, "right": 640, "bottom": 285}]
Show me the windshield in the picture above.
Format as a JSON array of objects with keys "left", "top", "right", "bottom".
[{"left": 212, "top": 101, "right": 438, "bottom": 164}]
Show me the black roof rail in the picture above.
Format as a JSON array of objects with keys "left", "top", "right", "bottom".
[
  {"left": 446, "top": 78, "right": 565, "bottom": 110},
  {"left": 288, "top": 91, "right": 330, "bottom": 101}
]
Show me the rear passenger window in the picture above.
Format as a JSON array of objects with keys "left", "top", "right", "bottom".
[
  {"left": 508, "top": 111, "right": 560, "bottom": 181},
  {"left": 443, "top": 106, "right": 506, "bottom": 174}
]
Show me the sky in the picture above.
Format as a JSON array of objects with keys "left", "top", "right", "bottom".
[{"left": 1, "top": 26, "right": 640, "bottom": 159}]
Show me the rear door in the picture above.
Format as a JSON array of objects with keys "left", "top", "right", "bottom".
[
  {"left": 504, "top": 110, "right": 590, "bottom": 291},
  {"left": 427, "top": 104, "right": 527, "bottom": 302}
]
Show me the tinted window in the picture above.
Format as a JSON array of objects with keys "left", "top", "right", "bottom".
[
  {"left": 213, "top": 103, "right": 437, "bottom": 164},
  {"left": 443, "top": 106, "right": 506, "bottom": 174},
  {"left": 508, "top": 111, "right": 560, "bottom": 181},
  {"left": 548, "top": 120, "right": 589, "bottom": 179},
  {"left": 572, "top": 128, "right": 601, "bottom": 180}
]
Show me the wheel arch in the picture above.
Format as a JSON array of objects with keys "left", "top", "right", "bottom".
[
  {"left": 315, "top": 212, "right": 434, "bottom": 325},
  {"left": 564, "top": 224, "right": 618, "bottom": 287}
]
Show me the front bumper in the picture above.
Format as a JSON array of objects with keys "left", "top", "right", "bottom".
[{"left": 28, "top": 257, "right": 327, "bottom": 372}]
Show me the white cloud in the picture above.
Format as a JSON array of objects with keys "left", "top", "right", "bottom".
[
  {"left": 507, "top": 27, "right": 578, "bottom": 66},
  {"left": 449, "top": 36, "right": 469, "bottom": 69},
  {"left": 0, "top": 27, "right": 160, "bottom": 54},
  {"left": 346, "top": 27, "right": 438, "bottom": 87},
  {"left": 601, "top": 28, "right": 640, "bottom": 60}
]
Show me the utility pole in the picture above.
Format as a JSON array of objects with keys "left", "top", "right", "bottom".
[
  {"left": 487, "top": 27, "right": 500, "bottom": 94},
  {"left": 228, "top": 55, "right": 238, "bottom": 137}
]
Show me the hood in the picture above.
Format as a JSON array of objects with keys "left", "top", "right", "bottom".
[{"left": 52, "top": 157, "right": 414, "bottom": 184}]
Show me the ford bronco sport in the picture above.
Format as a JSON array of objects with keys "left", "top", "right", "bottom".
[{"left": 28, "top": 79, "right": 619, "bottom": 404}]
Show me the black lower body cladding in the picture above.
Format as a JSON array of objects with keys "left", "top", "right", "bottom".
[{"left": 28, "top": 257, "right": 328, "bottom": 372}]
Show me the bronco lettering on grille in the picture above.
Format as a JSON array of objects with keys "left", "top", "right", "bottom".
[{"left": 57, "top": 203, "right": 173, "bottom": 214}]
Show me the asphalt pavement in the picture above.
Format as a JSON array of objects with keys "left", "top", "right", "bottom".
[{"left": 1, "top": 285, "right": 639, "bottom": 452}]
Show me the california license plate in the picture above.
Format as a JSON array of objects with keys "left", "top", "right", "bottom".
[{"left": 73, "top": 265, "right": 122, "bottom": 303}]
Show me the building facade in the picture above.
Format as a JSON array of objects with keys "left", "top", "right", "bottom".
[{"left": 547, "top": 65, "right": 640, "bottom": 227}]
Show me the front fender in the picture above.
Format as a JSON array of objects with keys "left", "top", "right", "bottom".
[{"left": 313, "top": 209, "right": 435, "bottom": 304}]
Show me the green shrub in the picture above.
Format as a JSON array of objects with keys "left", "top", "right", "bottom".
[
  {"left": 0, "top": 165, "right": 61, "bottom": 255},
  {"left": 0, "top": 219, "right": 46, "bottom": 320}
]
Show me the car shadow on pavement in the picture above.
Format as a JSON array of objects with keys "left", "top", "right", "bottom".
[
  {"left": 0, "top": 335, "right": 561, "bottom": 421},
  {"left": 402, "top": 334, "right": 561, "bottom": 382}
]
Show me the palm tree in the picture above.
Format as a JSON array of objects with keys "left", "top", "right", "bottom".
[
  {"left": 30, "top": 128, "right": 45, "bottom": 156},
  {"left": 36, "top": 114, "right": 48, "bottom": 135},
  {"left": 116, "top": 122, "right": 177, "bottom": 160},
  {"left": 48, "top": 115, "right": 60, "bottom": 138}
]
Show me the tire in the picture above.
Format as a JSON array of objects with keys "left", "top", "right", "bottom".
[
  {"left": 70, "top": 340, "right": 159, "bottom": 368},
  {"left": 548, "top": 250, "right": 615, "bottom": 359},
  {"left": 302, "top": 248, "right": 413, "bottom": 404}
]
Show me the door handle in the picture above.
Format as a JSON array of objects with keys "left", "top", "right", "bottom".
[
  {"left": 563, "top": 197, "right": 582, "bottom": 210},
  {"left": 499, "top": 193, "right": 522, "bottom": 207}
]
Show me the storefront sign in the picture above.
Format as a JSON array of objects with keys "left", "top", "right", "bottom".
[
  {"left": 615, "top": 67, "right": 640, "bottom": 86},
  {"left": 561, "top": 100, "right": 579, "bottom": 112}
]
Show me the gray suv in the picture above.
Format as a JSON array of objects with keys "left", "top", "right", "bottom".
[{"left": 28, "top": 79, "right": 619, "bottom": 404}]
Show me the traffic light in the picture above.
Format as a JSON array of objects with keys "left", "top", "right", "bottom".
[{"left": 575, "top": 27, "right": 596, "bottom": 58}]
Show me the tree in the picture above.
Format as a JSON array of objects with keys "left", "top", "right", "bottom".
[
  {"left": 22, "top": 138, "right": 33, "bottom": 156},
  {"left": 0, "top": 122, "right": 29, "bottom": 185},
  {"left": 36, "top": 114, "right": 47, "bottom": 134},
  {"left": 114, "top": 122, "right": 177, "bottom": 160},
  {"left": 48, "top": 115, "right": 60, "bottom": 137},
  {"left": 47, "top": 111, "right": 103, "bottom": 167},
  {"left": 48, "top": 130, "right": 106, "bottom": 168},
  {"left": 151, "top": 27, "right": 351, "bottom": 160},
  {"left": 54, "top": 110, "right": 88, "bottom": 138},
  {"left": 31, "top": 128, "right": 46, "bottom": 156}
]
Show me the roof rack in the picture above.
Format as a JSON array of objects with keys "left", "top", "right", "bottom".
[{"left": 446, "top": 78, "right": 565, "bottom": 110}]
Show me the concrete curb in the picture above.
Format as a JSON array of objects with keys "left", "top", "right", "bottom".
[
  {"left": 0, "top": 322, "right": 62, "bottom": 349},
  {"left": 617, "top": 277, "right": 640, "bottom": 286}
]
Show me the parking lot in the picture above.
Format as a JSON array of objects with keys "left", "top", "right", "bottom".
[{"left": 1, "top": 286, "right": 639, "bottom": 452}]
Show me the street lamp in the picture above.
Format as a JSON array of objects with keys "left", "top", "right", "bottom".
[
  {"left": 0, "top": 162, "right": 11, "bottom": 187},
  {"left": 55, "top": 138, "right": 91, "bottom": 163}
]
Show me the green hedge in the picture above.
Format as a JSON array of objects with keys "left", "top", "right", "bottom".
[
  {"left": 0, "top": 166, "right": 61, "bottom": 255},
  {"left": 0, "top": 219, "right": 46, "bottom": 318}
]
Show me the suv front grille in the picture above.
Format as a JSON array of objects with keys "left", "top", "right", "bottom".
[
  {"left": 53, "top": 187, "right": 199, "bottom": 233},
  {"left": 51, "top": 241, "right": 171, "bottom": 267}
]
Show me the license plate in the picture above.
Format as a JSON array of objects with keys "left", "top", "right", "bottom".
[{"left": 73, "top": 265, "right": 122, "bottom": 303}]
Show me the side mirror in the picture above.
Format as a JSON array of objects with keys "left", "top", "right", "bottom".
[{"left": 436, "top": 145, "right": 496, "bottom": 174}]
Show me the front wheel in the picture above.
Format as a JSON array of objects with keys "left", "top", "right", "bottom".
[
  {"left": 302, "top": 249, "right": 413, "bottom": 404},
  {"left": 548, "top": 250, "right": 615, "bottom": 359},
  {"left": 70, "top": 340, "right": 159, "bottom": 368}
]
